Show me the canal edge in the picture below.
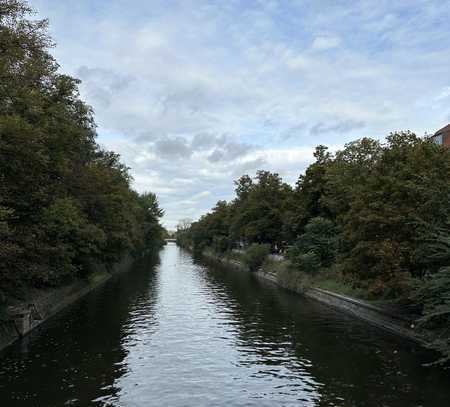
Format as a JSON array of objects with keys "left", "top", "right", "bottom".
[
  {"left": 198, "top": 249, "right": 429, "bottom": 347},
  {"left": 0, "top": 255, "right": 136, "bottom": 353}
]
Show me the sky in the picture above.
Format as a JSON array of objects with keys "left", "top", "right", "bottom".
[{"left": 31, "top": 0, "right": 450, "bottom": 229}]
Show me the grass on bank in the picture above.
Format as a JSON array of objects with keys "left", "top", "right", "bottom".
[
  {"left": 262, "top": 257, "right": 371, "bottom": 300},
  {"left": 204, "top": 245, "right": 371, "bottom": 301}
]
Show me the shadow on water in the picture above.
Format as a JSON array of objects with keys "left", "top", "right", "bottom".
[{"left": 0, "top": 253, "right": 161, "bottom": 407}]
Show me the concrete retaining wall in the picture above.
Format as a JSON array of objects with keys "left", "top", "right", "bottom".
[
  {"left": 0, "top": 254, "right": 136, "bottom": 353},
  {"left": 303, "top": 288, "right": 426, "bottom": 344}
]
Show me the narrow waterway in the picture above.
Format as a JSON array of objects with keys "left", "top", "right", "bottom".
[{"left": 1, "top": 243, "right": 449, "bottom": 406}]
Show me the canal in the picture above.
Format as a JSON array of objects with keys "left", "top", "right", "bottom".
[{"left": 1, "top": 243, "right": 449, "bottom": 406}]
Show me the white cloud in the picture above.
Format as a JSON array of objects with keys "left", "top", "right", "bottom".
[
  {"left": 435, "top": 86, "right": 450, "bottom": 101},
  {"left": 31, "top": 0, "right": 450, "bottom": 228},
  {"left": 311, "top": 35, "right": 341, "bottom": 50}
]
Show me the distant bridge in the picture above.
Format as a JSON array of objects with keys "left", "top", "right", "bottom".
[{"left": 165, "top": 238, "right": 177, "bottom": 243}]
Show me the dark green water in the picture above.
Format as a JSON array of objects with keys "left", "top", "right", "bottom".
[{"left": 1, "top": 243, "right": 449, "bottom": 406}]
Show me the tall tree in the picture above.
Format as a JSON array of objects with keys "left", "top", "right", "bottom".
[{"left": 0, "top": 0, "right": 164, "bottom": 294}]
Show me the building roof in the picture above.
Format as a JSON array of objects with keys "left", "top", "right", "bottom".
[{"left": 434, "top": 124, "right": 450, "bottom": 136}]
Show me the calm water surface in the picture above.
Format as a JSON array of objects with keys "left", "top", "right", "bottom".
[{"left": 1, "top": 243, "right": 450, "bottom": 406}]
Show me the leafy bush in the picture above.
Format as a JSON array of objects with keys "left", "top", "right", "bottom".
[
  {"left": 242, "top": 243, "right": 271, "bottom": 271},
  {"left": 212, "top": 235, "right": 230, "bottom": 254},
  {"left": 413, "top": 268, "right": 450, "bottom": 365},
  {"left": 288, "top": 217, "right": 337, "bottom": 274},
  {"left": 291, "top": 251, "right": 322, "bottom": 274},
  {"left": 277, "top": 265, "right": 313, "bottom": 292}
]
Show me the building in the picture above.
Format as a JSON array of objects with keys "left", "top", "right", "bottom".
[{"left": 431, "top": 124, "right": 450, "bottom": 146}]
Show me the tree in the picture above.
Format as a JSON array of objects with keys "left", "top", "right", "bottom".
[
  {"left": 137, "top": 192, "right": 165, "bottom": 251},
  {"left": 230, "top": 170, "right": 293, "bottom": 247},
  {"left": 177, "top": 218, "right": 193, "bottom": 233},
  {"left": 338, "top": 133, "right": 450, "bottom": 295},
  {"left": 288, "top": 145, "right": 333, "bottom": 240},
  {"left": 0, "top": 0, "right": 164, "bottom": 293},
  {"left": 288, "top": 217, "right": 338, "bottom": 274}
]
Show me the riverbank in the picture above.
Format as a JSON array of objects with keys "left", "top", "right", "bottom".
[
  {"left": 199, "top": 249, "right": 428, "bottom": 346},
  {"left": 0, "top": 255, "right": 135, "bottom": 352}
]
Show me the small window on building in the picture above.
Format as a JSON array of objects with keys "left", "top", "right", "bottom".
[{"left": 434, "top": 134, "right": 443, "bottom": 145}]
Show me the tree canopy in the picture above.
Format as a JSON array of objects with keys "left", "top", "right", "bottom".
[
  {"left": 0, "top": 0, "right": 164, "bottom": 294},
  {"left": 178, "top": 134, "right": 450, "bottom": 290}
]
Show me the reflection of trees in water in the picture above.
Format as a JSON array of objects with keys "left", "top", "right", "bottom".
[
  {"left": 193, "top": 257, "right": 322, "bottom": 404},
  {"left": 92, "top": 253, "right": 162, "bottom": 406},
  {"left": 0, "top": 252, "right": 161, "bottom": 407},
  {"left": 2, "top": 247, "right": 450, "bottom": 407},
  {"left": 195, "top": 256, "right": 450, "bottom": 407}
]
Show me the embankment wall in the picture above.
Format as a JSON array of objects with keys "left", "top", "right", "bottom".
[{"left": 0, "top": 254, "right": 135, "bottom": 352}]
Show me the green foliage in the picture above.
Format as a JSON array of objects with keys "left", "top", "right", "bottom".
[
  {"left": 287, "top": 146, "right": 333, "bottom": 239},
  {"left": 410, "top": 229, "right": 450, "bottom": 364},
  {"left": 178, "top": 201, "right": 232, "bottom": 254},
  {"left": 212, "top": 235, "right": 231, "bottom": 254},
  {"left": 40, "top": 197, "right": 106, "bottom": 280},
  {"left": 136, "top": 192, "right": 165, "bottom": 252},
  {"left": 230, "top": 171, "right": 293, "bottom": 246},
  {"left": 415, "top": 225, "right": 450, "bottom": 274},
  {"left": 181, "top": 134, "right": 450, "bottom": 295},
  {"left": 413, "top": 268, "right": 450, "bottom": 365},
  {"left": 179, "top": 171, "right": 293, "bottom": 253},
  {"left": 275, "top": 260, "right": 313, "bottom": 292},
  {"left": 336, "top": 133, "right": 450, "bottom": 295},
  {"left": 289, "top": 251, "right": 321, "bottom": 275},
  {"left": 242, "top": 243, "right": 271, "bottom": 272},
  {"left": 0, "top": 1, "right": 164, "bottom": 292},
  {"left": 288, "top": 217, "right": 337, "bottom": 274},
  {"left": 314, "top": 277, "right": 369, "bottom": 300}
]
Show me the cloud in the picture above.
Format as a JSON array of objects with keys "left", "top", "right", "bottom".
[
  {"left": 32, "top": 0, "right": 450, "bottom": 228},
  {"left": 154, "top": 136, "right": 192, "bottom": 159},
  {"left": 192, "top": 191, "right": 211, "bottom": 200},
  {"left": 75, "top": 66, "right": 135, "bottom": 109},
  {"left": 208, "top": 141, "right": 254, "bottom": 163},
  {"left": 435, "top": 86, "right": 450, "bottom": 102},
  {"left": 280, "top": 123, "right": 307, "bottom": 141},
  {"left": 232, "top": 157, "right": 268, "bottom": 178},
  {"left": 310, "top": 120, "right": 366, "bottom": 136},
  {"left": 311, "top": 35, "right": 341, "bottom": 50},
  {"left": 191, "top": 132, "right": 226, "bottom": 151}
]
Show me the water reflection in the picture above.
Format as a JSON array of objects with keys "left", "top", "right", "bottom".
[
  {"left": 0, "top": 244, "right": 449, "bottom": 407},
  {"left": 197, "top": 256, "right": 450, "bottom": 407},
  {"left": 0, "top": 253, "right": 160, "bottom": 406}
]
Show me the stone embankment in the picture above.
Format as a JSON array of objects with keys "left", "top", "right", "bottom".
[{"left": 0, "top": 255, "right": 134, "bottom": 352}]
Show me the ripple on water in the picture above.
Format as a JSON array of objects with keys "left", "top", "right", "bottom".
[{"left": 1, "top": 244, "right": 450, "bottom": 406}]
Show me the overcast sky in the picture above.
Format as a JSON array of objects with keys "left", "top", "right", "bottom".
[{"left": 32, "top": 0, "right": 450, "bottom": 229}]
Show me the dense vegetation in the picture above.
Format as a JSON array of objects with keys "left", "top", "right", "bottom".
[
  {"left": 178, "top": 133, "right": 450, "bottom": 363},
  {"left": 0, "top": 0, "right": 165, "bottom": 299}
]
